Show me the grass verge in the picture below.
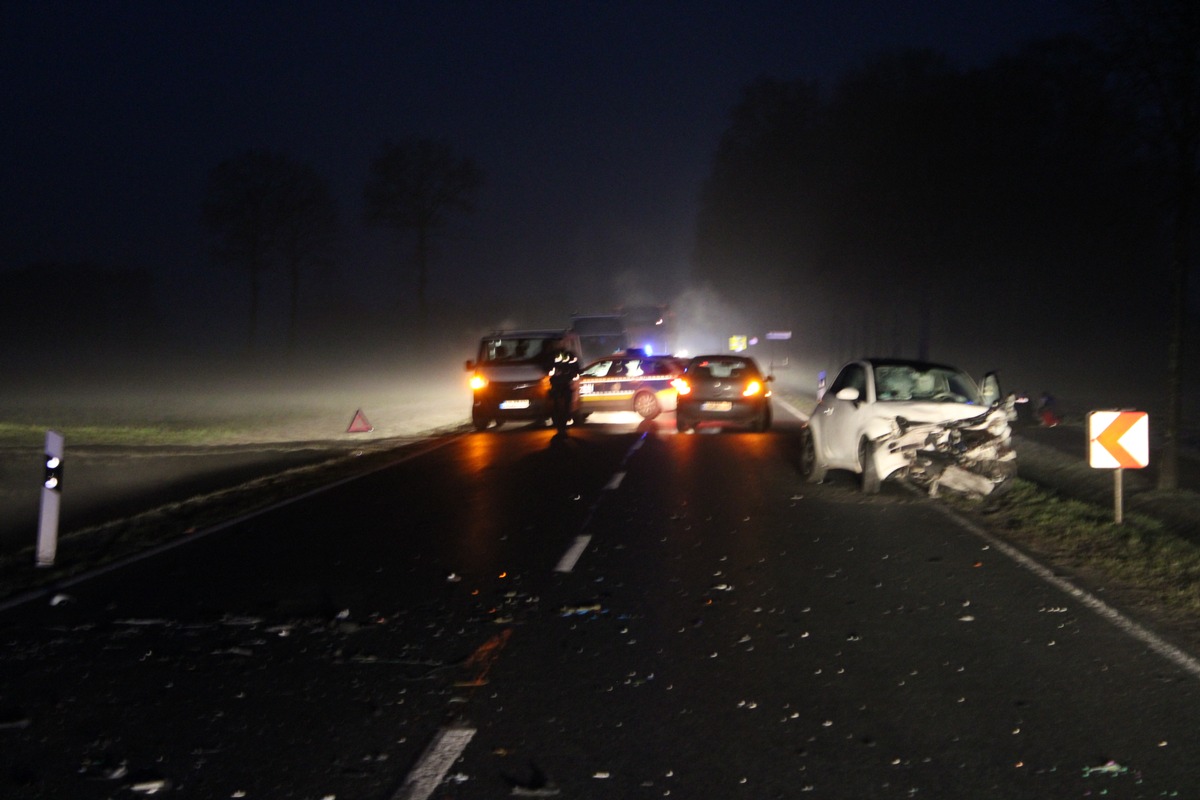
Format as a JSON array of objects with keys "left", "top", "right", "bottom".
[
  {"left": 971, "top": 479, "right": 1200, "bottom": 621},
  {"left": 0, "top": 422, "right": 250, "bottom": 447}
]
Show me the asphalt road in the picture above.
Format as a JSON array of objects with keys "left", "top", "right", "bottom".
[
  {"left": 0, "top": 442, "right": 356, "bottom": 551},
  {"left": 2, "top": 413, "right": 1198, "bottom": 798}
]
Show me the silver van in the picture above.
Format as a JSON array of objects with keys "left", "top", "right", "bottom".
[{"left": 465, "top": 329, "right": 582, "bottom": 431}]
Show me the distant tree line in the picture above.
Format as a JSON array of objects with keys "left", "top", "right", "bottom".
[
  {"left": 694, "top": 0, "right": 1200, "bottom": 489},
  {"left": 694, "top": 37, "right": 1155, "bottom": 347},
  {"left": 201, "top": 139, "right": 483, "bottom": 353}
]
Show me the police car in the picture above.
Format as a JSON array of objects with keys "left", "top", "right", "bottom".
[{"left": 577, "top": 351, "right": 684, "bottom": 420}]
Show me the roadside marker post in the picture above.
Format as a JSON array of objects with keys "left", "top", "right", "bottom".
[
  {"left": 1087, "top": 411, "right": 1149, "bottom": 524},
  {"left": 37, "top": 430, "right": 64, "bottom": 567}
]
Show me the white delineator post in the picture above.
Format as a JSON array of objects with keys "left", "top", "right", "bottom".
[{"left": 37, "top": 430, "right": 64, "bottom": 567}]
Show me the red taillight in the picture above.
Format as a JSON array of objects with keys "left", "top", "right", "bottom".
[
  {"left": 743, "top": 380, "right": 762, "bottom": 397},
  {"left": 672, "top": 377, "right": 691, "bottom": 395}
]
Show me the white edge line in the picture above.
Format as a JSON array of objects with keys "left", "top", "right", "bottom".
[
  {"left": 604, "top": 471, "right": 626, "bottom": 490},
  {"left": 554, "top": 534, "right": 593, "bottom": 573},
  {"left": 773, "top": 396, "right": 810, "bottom": 422},
  {"left": 930, "top": 499, "right": 1200, "bottom": 681},
  {"left": 392, "top": 725, "right": 476, "bottom": 800}
]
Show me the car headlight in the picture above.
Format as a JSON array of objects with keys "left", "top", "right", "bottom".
[{"left": 469, "top": 374, "right": 488, "bottom": 391}]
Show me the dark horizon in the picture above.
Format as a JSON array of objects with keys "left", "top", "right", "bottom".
[{"left": 6, "top": 1, "right": 1197, "bottom": 420}]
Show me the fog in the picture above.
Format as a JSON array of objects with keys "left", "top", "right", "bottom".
[{"left": 4, "top": 2, "right": 1196, "bottom": 437}]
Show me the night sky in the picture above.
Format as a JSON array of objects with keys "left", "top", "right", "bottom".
[{"left": 5, "top": 0, "right": 1113, "bottom": 398}]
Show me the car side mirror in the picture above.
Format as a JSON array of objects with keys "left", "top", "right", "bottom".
[
  {"left": 465, "top": 360, "right": 475, "bottom": 371},
  {"left": 980, "top": 372, "right": 1001, "bottom": 407},
  {"left": 835, "top": 387, "right": 860, "bottom": 402}
]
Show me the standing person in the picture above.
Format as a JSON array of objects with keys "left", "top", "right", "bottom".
[{"left": 546, "top": 339, "right": 580, "bottom": 435}]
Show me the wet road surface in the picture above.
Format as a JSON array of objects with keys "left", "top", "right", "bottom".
[{"left": 1, "top": 416, "right": 1198, "bottom": 798}]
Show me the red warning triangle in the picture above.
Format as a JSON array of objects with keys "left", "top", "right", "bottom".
[{"left": 347, "top": 409, "right": 374, "bottom": 433}]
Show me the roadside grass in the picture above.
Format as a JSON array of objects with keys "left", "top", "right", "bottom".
[
  {"left": 0, "top": 421, "right": 255, "bottom": 447},
  {"left": 980, "top": 479, "right": 1200, "bottom": 618}
]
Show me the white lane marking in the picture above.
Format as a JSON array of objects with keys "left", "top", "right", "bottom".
[
  {"left": 930, "top": 499, "right": 1200, "bottom": 682},
  {"left": 554, "top": 534, "right": 593, "bottom": 573},
  {"left": 773, "top": 396, "right": 810, "bottom": 422},
  {"left": 552, "top": 434, "right": 645, "bottom": 574},
  {"left": 392, "top": 725, "right": 476, "bottom": 800}
]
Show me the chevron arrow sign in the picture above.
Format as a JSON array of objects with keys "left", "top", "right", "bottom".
[{"left": 1088, "top": 411, "right": 1149, "bottom": 469}]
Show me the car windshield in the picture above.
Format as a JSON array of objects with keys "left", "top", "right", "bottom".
[
  {"left": 692, "top": 358, "right": 753, "bottom": 379},
  {"left": 480, "top": 338, "right": 550, "bottom": 362},
  {"left": 873, "top": 364, "right": 981, "bottom": 404}
]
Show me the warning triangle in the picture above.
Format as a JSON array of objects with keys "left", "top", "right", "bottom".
[{"left": 347, "top": 409, "right": 374, "bottom": 433}]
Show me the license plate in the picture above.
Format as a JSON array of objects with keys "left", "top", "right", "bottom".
[
  {"left": 499, "top": 399, "right": 530, "bottom": 410},
  {"left": 701, "top": 401, "right": 733, "bottom": 412}
]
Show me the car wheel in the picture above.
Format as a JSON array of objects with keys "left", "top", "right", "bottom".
[
  {"left": 633, "top": 391, "right": 661, "bottom": 419},
  {"left": 676, "top": 415, "right": 694, "bottom": 433},
  {"left": 859, "top": 438, "right": 881, "bottom": 494},
  {"left": 800, "top": 427, "right": 826, "bottom": 483},
  {"left": 573, "top": 411, "right": 590, "bottom": 425},
  {"left": 472, "top": 412, "right": 491, "bottom": 431},
  {"left": 756, "top": 405, "right": 772, "bottom": 432}
]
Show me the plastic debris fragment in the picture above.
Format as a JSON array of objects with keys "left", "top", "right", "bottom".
[
  {"left": 559, "top": 604, "right": 603, "bottom": 616},
  {"left": 130, "top": 778, "right": 171, "bottom": 794},
  {"left": 1082, "top": 760, "right": 1129, "bottom": 778}
]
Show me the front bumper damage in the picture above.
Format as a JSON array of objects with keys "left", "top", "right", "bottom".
[{"left": 878, "top": 406, "right": 1016, "bottom": 498}]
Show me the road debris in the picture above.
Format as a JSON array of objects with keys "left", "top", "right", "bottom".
[{"left": 1082, "top": 760, "right": 1130, "bottom": 778}]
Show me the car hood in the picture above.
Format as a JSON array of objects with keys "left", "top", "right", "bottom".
[
  {"left": 476, "top": 363, "right": 547, "bottom": 382},
  {"left": 871, "top": 401, "right": 991, "bottom": 425}
]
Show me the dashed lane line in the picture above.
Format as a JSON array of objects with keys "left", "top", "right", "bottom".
[{"left": 391, "top": 726, "right": 476, "bottom": 800}]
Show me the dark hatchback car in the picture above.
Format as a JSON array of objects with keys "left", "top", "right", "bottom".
[
  {"left": 577, "top": 352, "right": 684, "bottom": 420},
  {"left": 674, "top": 354, "right": 773, "bottom": 433}
]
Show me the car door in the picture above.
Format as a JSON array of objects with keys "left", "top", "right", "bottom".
[{"left": 819, "top": 362, "right": 869, "bottom": 469}]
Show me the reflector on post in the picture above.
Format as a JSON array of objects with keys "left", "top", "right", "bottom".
[{"left": 37, "top": 430, "right": 64, "bottom": 567}]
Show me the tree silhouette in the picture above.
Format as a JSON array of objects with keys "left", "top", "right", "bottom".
[
  {"left": 1096, "top": 0, "right": 1200, "bottom": 490},
  {"left": 363, "top": 139, "right": 484, "bottom": 322},
  {"left": 694, "top": 42, "right": 1148, "bottom": 367},
  {"left": 202, "top": 151, "right": 338, "bottom": 353}
]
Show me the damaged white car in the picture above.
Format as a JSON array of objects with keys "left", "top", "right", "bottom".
[{"left": 800, "top": 359, "right": 1016, "bottom": 497}]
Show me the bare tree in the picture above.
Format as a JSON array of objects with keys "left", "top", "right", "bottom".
[
  {"left": 274, "top": 163, "right": 338, "bottom": 354},
  {"left": 363, "top": 139, "right": 484, "bottom": 322},
  {"left": 1096, "top": 0, "right": 1200, "bottom": 489},
  {"left": 202, "top": 151, "right": 338, "bottom": 353}
]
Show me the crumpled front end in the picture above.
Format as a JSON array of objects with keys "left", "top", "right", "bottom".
[{"left": 876, "top": 406, "right": 1017, "bottom": 498}]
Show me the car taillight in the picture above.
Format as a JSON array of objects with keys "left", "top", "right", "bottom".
[
  {"left": 672, "top": 377, "right": 691, "bottom": 395},
  {"left": 469, "top": 373, "right": 488, "bottom": 391},
  {"left": 743, "top": 380, "right": 762, "bottom": 397}
]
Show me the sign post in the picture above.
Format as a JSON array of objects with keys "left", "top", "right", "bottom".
[
  {"left": 37, "top": 430, "right": 64, "bottom": 567},
  {"left": 1087, "top": 411, "right": 1149, "bottom": 524}
]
